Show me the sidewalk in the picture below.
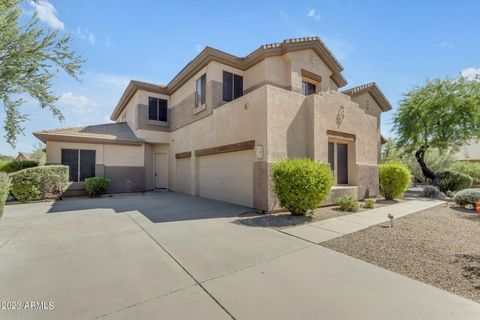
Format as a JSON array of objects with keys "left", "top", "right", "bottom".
[{"left": 281, "top": 198, "right": 444, "bottom": 244}]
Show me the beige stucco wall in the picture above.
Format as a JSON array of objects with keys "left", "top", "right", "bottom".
[{"left": 45, "top": 141, "right": 144, "bottom": 167}]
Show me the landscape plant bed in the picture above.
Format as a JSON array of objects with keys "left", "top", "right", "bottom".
[
  {"left": 322, "top": 205, "right": 480, "bottom": 303},
  {"left": 236, "top": 199, "right": 398, "bottom": 229}
]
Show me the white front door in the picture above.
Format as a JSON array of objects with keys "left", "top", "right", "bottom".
[{"left": 154, "top": 153, "right": 168, "bottom": 189}]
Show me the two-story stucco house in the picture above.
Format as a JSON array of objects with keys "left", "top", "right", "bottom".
[{"left": 34, "top": 37, "right": 391, "bottom": 212}]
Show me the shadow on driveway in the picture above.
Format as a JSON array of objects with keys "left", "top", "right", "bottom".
[{"left": 48, "top": 191, "right": 253, "bottom": 223}]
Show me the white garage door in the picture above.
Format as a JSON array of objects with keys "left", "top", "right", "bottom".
[{"left": 197, "top": 150, "right": 254, "bottom": 207}]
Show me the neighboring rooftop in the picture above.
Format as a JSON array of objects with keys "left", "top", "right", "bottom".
[
  {"left": 111, "top": 37, "right": 348, "bottom": 120},
  {"left": 33, "top": 122, "right": 144, "bottom": 145},
  {"left": 16, "top": 152, "right": 32, "bottom": 160},
  {"left": 342, "top": 82, "right": 392, "bottom": 111}
]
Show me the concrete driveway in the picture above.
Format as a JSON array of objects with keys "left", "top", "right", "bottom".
[{"left": 1, "top": 191, "right": 479, "bottom": 320}]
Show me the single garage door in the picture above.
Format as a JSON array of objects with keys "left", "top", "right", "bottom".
[{"left": 197, "top": 150, "right": 254, "bottom": 207}]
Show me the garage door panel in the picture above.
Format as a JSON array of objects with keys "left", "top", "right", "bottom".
[{"left": 198, "top": 150, "right": 254, "bottom": 207}]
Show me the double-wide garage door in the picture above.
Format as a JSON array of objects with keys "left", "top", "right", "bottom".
[{"left": 197, "top": 150, "right": 254, "bottom": 207}]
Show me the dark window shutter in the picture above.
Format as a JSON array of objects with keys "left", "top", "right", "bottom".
[
  {"left": 233, "top": 74, "right": 243, "bottom": 99},
  {"left": 328, "top": 142, "right": 334, "bottom": 172},
  {"left": 79, "top": 150, "right": 96, "bottom": 182},
  {"left": 223, "top": 71, "right": 233, "bottom": 102},
  {"left": 61, "top": 149, "right": 79, "bottom": 182},
  {"left": 308, "top": 83, "right": 316, "bottom": 95},
  {"left": 200, "top": 74, "right": 206, "bottom": 105},
  {"left": 148, "top": 97, "right": 158, "bottom": 120},
  {"left": 158, "top": 99, "right": 168, "bottom": 122}
]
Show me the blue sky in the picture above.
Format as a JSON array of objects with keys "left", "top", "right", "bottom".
[{"left": 1, "top": 0, "right": 479, "bottom": 155}]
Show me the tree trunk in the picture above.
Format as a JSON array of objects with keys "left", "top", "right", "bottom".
[{"left": 415, "top": 146, "right": 436, "bottom": 182}]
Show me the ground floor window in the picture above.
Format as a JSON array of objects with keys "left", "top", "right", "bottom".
[
  {"left": 328, "top": 142, "right": 349, "bottom": 185},
  {"left": 61, "top": 149, "right": 96, "bottom": 182}
]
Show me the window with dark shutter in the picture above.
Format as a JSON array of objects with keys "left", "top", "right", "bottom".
[
  {"left": 200, "top": 74, "right": 206, "bottom": 105},
  {"left": 158, "top": 99, "right": 168, "bottom": 122},
  {"left": 223, "top": 71, "right": 233, "bottom": 102},
  {"left": 302, "top": 81, "right": 316, "bottom": 96},
  {"left": 234, "top": 74, "right": 243, "bottom": 99},
  {"left": 223, "top": 71, "right": 243, "bottom": 102},
  {"left": 195, "top": 74, "right": 206, "bottom": 107},
  {"left": 148, "top": 97, "right": 158, "bottom": 120},
  {"left": 61, "top": 149, "right": 96, "bottom": 182},
  {"left": 61, "top": 149, "right": 79, "bottom": 182}
]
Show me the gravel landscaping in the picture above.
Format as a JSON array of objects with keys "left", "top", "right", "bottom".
[
  {"left": 322, "top": 204, "right": 480, "bottom": 303},
  {"left": 236, "top": 199, "right": 396, "bottom": 229}
]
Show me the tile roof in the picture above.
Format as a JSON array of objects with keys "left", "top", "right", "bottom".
[
  {"left": 33, "top": 122, "right": 143, "bottom": 145},
  {"left": 341, "top": 82, "right": 392, "bottom": 111}
]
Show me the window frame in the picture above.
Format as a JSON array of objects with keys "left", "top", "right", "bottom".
[
  {"left": 61, "top": 148, "right": 96, "bottom": 182},
  {"left": 302, "top": 80, "right": 317, "bottom": 96},
  {"left": 223, "top": 71, "right": 244, "bottom": 102},
  {"left": 195, "top": 74, "right": 206, "bottom": 108},
  {"left": 148, "top": 97, "right": 168, "bottom": 122}
]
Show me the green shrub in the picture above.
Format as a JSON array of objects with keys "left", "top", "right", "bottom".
[
  {"left": 10, "top": 166, "right": 69, "bottom": 202},
  {"left": 362, "top": 198, "right": 376, "bottom": 209},
  {"left": 379, "top": 162, "right": 411, "bottom": 200},
  {"left": 85, "top": 177, "right": 110, "bottom": 197},
  {"left": 435, "top": 170, "right": 472, "bottom": 193},
  {"left": 422, "top": 185, "right": 441, "bottom": 198},
  {"left": 335, "top": 196, "right": 359, "bottom": 212},
  {"left": 1, "top": 160, "right": 38, "bottom": 174},
  {"left": 453, "top": 188, "right": 480, "bottom": 207},
  {"left": 0, "top": 172, "right": 10, "bottom": 216},
  {"left": 447, "top": 162, "right": 480, "bottom": 184},
  {"left": 272, "top": 158, "right": 334, "bottom": 216}
]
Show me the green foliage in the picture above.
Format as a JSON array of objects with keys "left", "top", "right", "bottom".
[
  {"left": 10, "top": 165, "right": 69, "bottom": 202},
  {"left": 394, "top": 77, "right": 480, "bottom": 153},
  {"left": 0, "top": 160, "right": 38, "bottom": 173},
  {"left": 379, "top": 162, "right": 412, "bottom": 200},
  {"left": 436, "top": 171, "right": 472, "bottom": 193},
  {"left": 447, "top": 161, "right": 480, "bottom": 183},
  {"left": 0, "top": 172, "right": 10, "bottom": 216},
  {"left": 0, "top": 155, "right": 13, "bottom": 171},
  {"left": 382, "top": 140, "right": 455, "bottom": 183},
  {"left": 335, "top": 196, "right": 359, "bottom": 212},
  {"left": 453, "top": 189, "right": 480, "bottom": 207},
  {"left": 362, "top": 199, "right": 376, "bottom": 209},
  {"left": 272, "top": 158, "right": 334, "bottom": 216},
  {"left": 30, "top": 142, "right": 46, "bottom": 165},
  {"left": 85, "top": 177, "right": 111, "bottom": 197},
  {"left": 0, "top": 0, "right": 84, "bottom": 147},
  {"left": 422, "top": 185, "right": 441, "bottom": 198}
]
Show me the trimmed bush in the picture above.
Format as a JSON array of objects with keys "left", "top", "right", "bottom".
[
  {"left": 379, "top": 162, "right": 411, "bottom": 200},
  {"left": 0, "top": 172, "right": 10, "bottom": 216},
  {"left": 272, "top": 158, "right": 334, "bottom": 216},
  {"left": 448, "top": 161, "right": 480, "bottom": 183},
  {"left": 85, "top": 177, "right": 110, "bottom": 197},
  {"left": 423, "top": 185, "right": 441, "bottom": 198},
  {"left": 10, "top": 166, "right": 69, "bottom": 202},
  {"left": 0, "top": 160, "right": 38, "bottom": 174},
  {"left": 335, "top": 196, "right": 359, "bottom": 212},
  {"left": 453, "top": 188, "right": 480, "bottom": 207},
  {"left": 362, "top": 198, "right": 376, "bottom": 209},
  {"left": 435, "top": 170, "right": 472, "bottom": 193}
]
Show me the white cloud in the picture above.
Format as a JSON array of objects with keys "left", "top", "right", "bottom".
[
  {"left": 439, "top": 41, "right": 454, "bottom": 48},
  {"left": 76, "top": 27, "right": 96, "bottom": 45},
  {"left": 195, "top": 44, "right": 204, "bottom": 52},
  {"left": 88, "top": 72, "right": 131, "bottom": 89},
  {"left": 58, "top": 92, "right": 97, "bottom": 114},
  {"left": 307, "top": 9, "right": 320, "bottom": 20},
  {"left": 29, "top": 0, "right": 64, "bottom": 30},
  {"left": 461, "top": 67, "right": 480, "bottom": 80}
]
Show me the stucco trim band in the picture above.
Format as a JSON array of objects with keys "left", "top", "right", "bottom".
[
  {"left": 33, "top": 133, "right": 144, "bottom": 146},
  {"left": 301, "top": 68, "right": 322, "bottom": 83},
  {"left": 327, "top": 130, "right": 356, "bottom": 142},
  {"left": 195, "top": 140, "right": 255, "bottom": 157},
  {"left": 175, "top": 151, "right": 192, "bottom": 159}
]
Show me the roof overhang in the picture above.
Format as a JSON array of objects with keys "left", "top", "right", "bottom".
[
  {"left": 342, "top": 82, "right": 392, "bottom": 112},
  {"left": 33, "top": 132, "right": 144, "bottom": 146},
  {"left": 110, "top": 37, "right": 348, "bottom": 121}
]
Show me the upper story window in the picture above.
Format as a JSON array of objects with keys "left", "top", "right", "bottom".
[
  {"left": 195, "top": 74, "right": 206, "bottom": 107},
  {"left": 148, "top": 97, "right": 168, "bottom": 122},
  {"left": 302, "top": 80, "right": 316, "bottom": 96},
  {"left": 223, "top": 71, "right": 243, "bottom": 102}
]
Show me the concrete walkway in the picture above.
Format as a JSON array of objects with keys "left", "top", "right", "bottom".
[
  {"left": 282, "top": 198, "right": 445, "bottom": 244},
  {"left": 1, "top": 193, "right": 478, "bottom": 320}
]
